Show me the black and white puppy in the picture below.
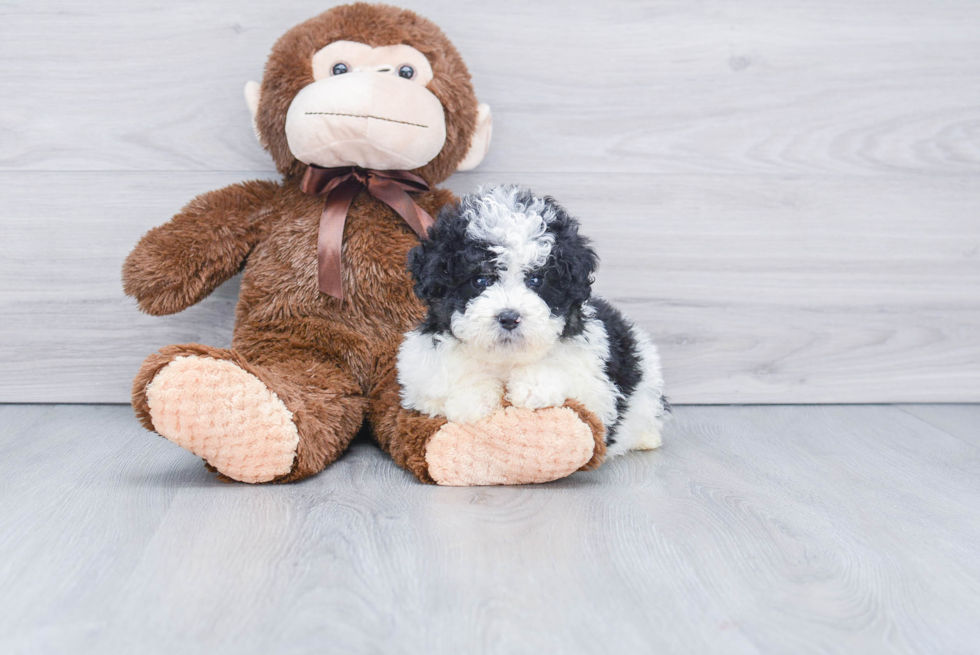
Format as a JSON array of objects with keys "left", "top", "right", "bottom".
[{"left": 398, "top": 186, "right": 667, "bottom": 457}]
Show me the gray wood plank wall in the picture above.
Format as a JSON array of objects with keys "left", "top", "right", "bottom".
[{"left": 1, "top": 0, "right": 978, "bottom": 403}]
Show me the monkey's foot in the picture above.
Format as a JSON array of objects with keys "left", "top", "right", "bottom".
[
  {"left": 424, "top": 405, "right": 600, "bottom": 486},
  {"left": 145, "top": 355, "right": 299, "bottom": 483}
]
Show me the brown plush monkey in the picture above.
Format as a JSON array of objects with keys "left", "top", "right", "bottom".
[{"left": 123, "top": 3, "right": 605, "bottom": 485}]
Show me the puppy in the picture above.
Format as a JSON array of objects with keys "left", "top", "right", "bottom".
[{"left": 398, "top": 186, "right": 668, "bottom": 457}]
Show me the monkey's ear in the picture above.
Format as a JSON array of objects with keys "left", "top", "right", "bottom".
[
  {"left": 244, "top": 81, "right": 262, "bottom": 142},
  {"left": 456, "top": 103, "right": 492, "bottom": 172}
]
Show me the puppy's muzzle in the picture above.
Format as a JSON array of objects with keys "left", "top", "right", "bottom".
[{"left": 496, "top": 309, "right": 521, "bottom": 331}]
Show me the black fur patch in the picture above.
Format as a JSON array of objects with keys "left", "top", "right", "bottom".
[
  {"left": 527, "top": 194, "right": 598, "bottom": 338},
  {"left": 408, "top": 188, "right": 599, "bottom": 339},
  {"left": 409, "top": 189, "right": 652, "bottom": 445},
  {"left": 408, "top": 199, "right": 496, "bottom": 335},
  {"left": 408, "top": 188, "right": 647, "bottom": 445},
  {"left": 589, "top": 297, "right": 644, "bottom": 445}
]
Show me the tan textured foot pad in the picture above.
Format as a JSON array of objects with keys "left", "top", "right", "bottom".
[
  {"left": 145, "top": 356, "right": 299, "bottom": 483},
  {"left": 425, "top": 406, "right": 595, "bottom": 486}
]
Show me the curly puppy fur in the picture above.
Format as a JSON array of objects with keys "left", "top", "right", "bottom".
[{"left": 399, "top": 187, "right": 669, "bottom": 455}]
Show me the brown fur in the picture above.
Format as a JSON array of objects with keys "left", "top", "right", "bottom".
[
  {"left": 127, "top": 185, "right": 454, "bottom": 482},
  {"left": 124, "top": 3, "right": 603, "bottom": 484},
  {"left": 564, "top": 399, "right": 607, "bottom": 471},
  {"left": 257, "top": 3, "right": 477, "bottom": 185}
]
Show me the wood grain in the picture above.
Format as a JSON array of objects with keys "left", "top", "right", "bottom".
[
  {"left": 1, "top": 171, "right": 977, "bottom": 403},
  {"left": 895, "top": 404, "right": 980, "bottom": 446},
  {"left": 1, "top": 0, "right": 978, "bottom": 175},
  {"left": 2, "top": 404, "right": 979, "bottom": 654},
  {"left": 1, "top": 0, "right": 978, "bottom": 403}
]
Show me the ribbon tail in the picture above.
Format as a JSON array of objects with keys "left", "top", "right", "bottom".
[
  {"left": 368, "top": 179, "right": 435, "bottom": 238},
  {"left": 317, "top": 178, "right": 360, "bottom": 299}
]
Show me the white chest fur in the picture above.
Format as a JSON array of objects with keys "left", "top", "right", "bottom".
[{"left": 397, "top": 319, "right": 621, "bottom": 426}]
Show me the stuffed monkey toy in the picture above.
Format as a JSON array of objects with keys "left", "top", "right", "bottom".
[{"left": 123, "top": 3, "right": 606, "bottom": 486}]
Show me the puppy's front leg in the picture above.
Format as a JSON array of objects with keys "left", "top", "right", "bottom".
[
  {"left": 443, "top": 377, "right": 505, "bottom": 424},
  {"left": 505, "top": 364, "right": 568, "bottom": 410}
]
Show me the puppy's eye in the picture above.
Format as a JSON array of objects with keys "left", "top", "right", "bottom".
[
  {"left": 473, "top": 276, "right": 491, "bottom": 289},
  {"left": 332, "top": 62, "right": 349, "bottom": 75},
  {"left": 398, "top": 65, "right": 415, "bottom": 80},
  {"left": 526, "top": 276, "right": 543, "bottom": 289}
]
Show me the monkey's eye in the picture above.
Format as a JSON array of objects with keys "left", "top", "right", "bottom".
[
  {"left": 398, "top": 65, "right": 415, "bottom": 80},
  {"left": 526, "top": 275, "right": 543, "bottom": 289},
  {"left": 473, "top": 276, "right": 492, "bottom": 289},
  {"left": 331, "top": 62, "right": 349, "bottom": 75}
]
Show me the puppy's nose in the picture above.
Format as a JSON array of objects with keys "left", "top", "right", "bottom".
[{"left": 497, "top": 309, "right": 522, "bottom": 331}]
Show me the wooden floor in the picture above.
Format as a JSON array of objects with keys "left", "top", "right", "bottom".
[{"left": 1, "top": 404, "right": 978, "bottom": 654}]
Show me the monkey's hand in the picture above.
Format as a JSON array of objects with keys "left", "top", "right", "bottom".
[{"left": 122, "top": 180, "right": 279, "bottom": 315}]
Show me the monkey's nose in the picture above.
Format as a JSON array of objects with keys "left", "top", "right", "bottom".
[{"left": 497, "top": 310, "right": 521, "bottom": 331}]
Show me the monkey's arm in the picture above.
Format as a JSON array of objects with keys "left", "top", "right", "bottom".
[{"left": 122, "top": 180, "right": 280, "bottom": 316}]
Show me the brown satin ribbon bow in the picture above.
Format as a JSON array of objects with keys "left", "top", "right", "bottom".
[{"left": 300, "top": 165, "right": 435, "bottom": 299}]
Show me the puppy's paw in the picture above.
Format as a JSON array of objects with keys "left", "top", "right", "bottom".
[
  {"left": 443, "top": 380, "right": 505, "bottom": 424},
  {"left": 505, "top": 379, "right": 566, "bottom": 410},
  {"left": 635, "top": 426, "right": 663, "bottom": 450}
]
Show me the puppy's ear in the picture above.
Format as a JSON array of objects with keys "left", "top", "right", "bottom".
[
  {"left": 408, "top": 239, "right": 439, "bottom": 302},
  {"left": 581, "top": 240, "right": 599, "bottom": 284},
  {"left": 571, "top": 238, "right": 599, "bottom": 303},
  {"left": 544, "top": 196, "right": 599, "bottom": 305},
  {"left": 409, "top": 204, "right": 457, "bottom": 302}
]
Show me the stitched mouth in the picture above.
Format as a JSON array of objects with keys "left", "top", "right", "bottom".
[{"left": 305, "top": 112, "right": 428, "bottom": 128}]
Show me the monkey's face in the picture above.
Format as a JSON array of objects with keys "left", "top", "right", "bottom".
[
  {"left": 284, "top": 41, "right": 448, "bottom": 171},
  {"left": 248, "top": 4, "right": 492, "bottom": 183}
]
